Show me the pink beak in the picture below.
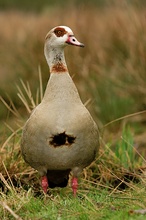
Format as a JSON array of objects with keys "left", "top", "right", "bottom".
[{"left": 66, "top": 35, "right": 84, "bottom": 47}]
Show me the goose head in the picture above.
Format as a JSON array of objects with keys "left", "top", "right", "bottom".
[
  {"left": 44, "top": 26, "right": 84, "bottom": 73},
  {"left": 45, "top": 26, "right": 84, "bottom": 48}
]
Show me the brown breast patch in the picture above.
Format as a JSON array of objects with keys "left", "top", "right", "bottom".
[{"left": 51, "top": 63, "right": 67, "bottom": 73}]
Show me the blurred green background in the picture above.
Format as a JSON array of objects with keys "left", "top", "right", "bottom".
[
  {"left": 0, "top": 0, "right": 107, "bottom": 11},
  {"left": 0, "top": 0, "right": 146, "bottom": 12}
]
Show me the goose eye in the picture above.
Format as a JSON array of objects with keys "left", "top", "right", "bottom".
[
  {"left": 57, "top": 30, "right": 62, "bottom": 35},
  {"left": 54, "top": 28, "right": 66, "bottom": 37},
  {"left": 55, "top": 30, "right": 63, "bottom": 36}
]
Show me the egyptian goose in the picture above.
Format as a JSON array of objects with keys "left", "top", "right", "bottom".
[{"left": 21, "top": 26, "right": 99, "bottom": 196}]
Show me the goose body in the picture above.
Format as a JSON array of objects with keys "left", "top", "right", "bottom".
[{"left": 21, "top": 26, "right": 99, "bottom": 195}]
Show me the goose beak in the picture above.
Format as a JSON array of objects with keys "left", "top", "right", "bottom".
[{"left": 66, "top": 35, "right": 84, "bottom": 47}]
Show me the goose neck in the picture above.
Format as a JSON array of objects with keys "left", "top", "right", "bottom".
[{"left": 44, "top": 46, "right": 68, "bottom": 74}]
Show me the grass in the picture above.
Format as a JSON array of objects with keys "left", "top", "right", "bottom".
[
  {"left": 1, "top": 3, "right": 146, "bottom": 220},
  {"left": 1, "top": 185, "right": 146, "bottom": 220}
]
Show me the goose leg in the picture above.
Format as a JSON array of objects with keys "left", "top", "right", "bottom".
[
  {"left": 71, "top": 177, "right": 78, "bottom": 196},
  {"left": 41, "top": 176, "right": 48, "bottom": 193}
]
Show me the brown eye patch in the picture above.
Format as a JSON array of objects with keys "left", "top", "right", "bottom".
[{"left": 54, "top": 27, "right": 67, "bottom": 37}]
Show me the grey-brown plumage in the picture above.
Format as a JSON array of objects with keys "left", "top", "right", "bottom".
[{"left": 21, "top": 26, "right": 100, "bottom": 196}]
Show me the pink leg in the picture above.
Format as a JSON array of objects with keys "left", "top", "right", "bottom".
[
  {"left": 71, "top": 177, "right": 78, "bottom": 197},
  {"left": 41, "top": 176, "right": 48, "bottom": 193}
]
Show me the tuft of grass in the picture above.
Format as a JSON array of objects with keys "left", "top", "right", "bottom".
[
  {"left": 114, "top": 126, "right": 141, "bottom": 170},
  {"left": 92, "top": 79, "right": 135, "bottom": 125}
]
